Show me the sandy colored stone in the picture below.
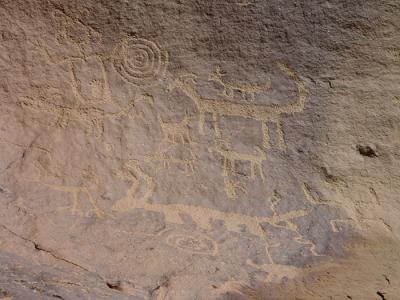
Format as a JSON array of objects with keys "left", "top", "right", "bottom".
[{"left": 0, "top": 0, "right": 399, "bottom": 299}]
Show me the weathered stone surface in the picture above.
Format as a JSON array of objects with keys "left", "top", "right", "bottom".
[{"left": 0, "top": 0, "right": 399, "bottom": 299}]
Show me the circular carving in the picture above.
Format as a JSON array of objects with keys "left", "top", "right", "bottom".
[
  {"left": 112, "top": 37, "right": 169, "bottom": 86},
  {"left": 166, "top": 233, "right": 218, "bottom": 256}
]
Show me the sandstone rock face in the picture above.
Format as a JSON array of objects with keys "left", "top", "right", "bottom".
[{"left": 0, "top": 1, "right": 399, "bottom": 299}]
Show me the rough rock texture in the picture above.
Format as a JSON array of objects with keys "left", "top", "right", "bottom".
[{"left": 0, "top": 0, "right": 399, "bottom": 299}]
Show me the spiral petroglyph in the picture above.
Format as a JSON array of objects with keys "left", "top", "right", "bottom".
[{"left": 112, "top": 37, "right": 169, "bottom": 86}]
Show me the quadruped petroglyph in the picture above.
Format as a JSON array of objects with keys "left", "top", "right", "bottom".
[
  {"left": 111, "top": 160, "right": 331, "bottom": 266},
  {"left": 43, "top": 169, "right": 106, "bottom": 218},
  {"left": 12, "top": 9, "right": 346, "bottom": 282},
  {"left": 209, "top": 66, "right": 271, "bottom": 102},
  {"left": 20, "top": 89, "right": 140, "bottom": 138},
  {"left": 158, "top": 113, "right": 192, "bottom": 145},
  {"left": 210, "top": 139, "right": 266, "bottom": 181},
  {"left": 112, "top": 37, "right": 169, "bottom": 86},
  {"left": 168, "top": 63, "right": 309, "bottom": 150}
]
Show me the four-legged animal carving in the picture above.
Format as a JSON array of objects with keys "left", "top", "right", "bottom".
[
  {"left": 210, "top": 140, "right": 266, "bottom": 181},
  {"left": 209, "top": 66, "right": 271, "bottom": 102},
  {"left": 168, "top": 63, "right": 309, "bottom": 150}
]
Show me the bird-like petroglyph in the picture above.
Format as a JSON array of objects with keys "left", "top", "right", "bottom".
[
  {"left": 209, "top": 66, "right": 271, "bottom": 102},
  {"left": 168, "top": 63, "right": 309, "bottom": 150},
  {"left": 112, "top": 37, "right": 169, "bottom": 86}
]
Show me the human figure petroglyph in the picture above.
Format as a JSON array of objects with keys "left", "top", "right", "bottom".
[
  {"left": 209, "top": 66, "right": 271, "bottom": 102},
  {"left": 168, "top": 63, "right": 309, "bottom": 150},
  {"left": 112, "top": 37, "right": 169, "bottom": 86},
  {"left": 210, "top": 140, "right": 266, "bottom": 181},
  {"left": 158, "top": 113, "right": 192, "bottom": 144}
]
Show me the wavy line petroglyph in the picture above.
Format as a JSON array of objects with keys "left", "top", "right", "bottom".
[
  {"left": 168, "top": 63, "right": 309, "bottom": 150},
  {"left": 209, "top": 66, "right": 271, "bottom": 102},
  {"left": 112, "top": 37, "right": 169, "bottom": 86}
]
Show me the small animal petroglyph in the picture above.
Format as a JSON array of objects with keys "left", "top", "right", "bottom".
[
  {"left": 145, "top": 144, "right": 196, "bottom": 174},
  {"left": 209, "top": 66, "right": 271, "bottom": 102},
  {"left": 210, "top": 140, "right": 266, "bottom": 181},
  {"left": 158, "top": 113, "right": 192, "bottom": 144},
  {"left": 224, "top": 178, "right": 247, "bottom": 199},
  {"left": 43, "top": 169, "right": 106, "bottom": 218},
  {"left": 112, "top": 37, "right": 169, "bottom": 86},
  {"left": 168, "top": 63, "right": 309, "bottom": 151},
  {"left": 246, "top": 260, "right": 301, "bottom": 283},
  {"left": 20, "top": 89, "right": 140, "bottom": 138}
]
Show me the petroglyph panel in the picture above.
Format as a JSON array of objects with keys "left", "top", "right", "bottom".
[{"left": 1, "top": 1, "right": 394, "bottom": 298}]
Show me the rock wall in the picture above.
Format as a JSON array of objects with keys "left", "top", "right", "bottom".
[{"left": 0, "top": 0, "right": 399, "bottom": 299}]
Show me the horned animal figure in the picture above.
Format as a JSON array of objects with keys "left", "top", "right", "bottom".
[{"left": 168, "top": 63, "right": 309, "bottom": 150}]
